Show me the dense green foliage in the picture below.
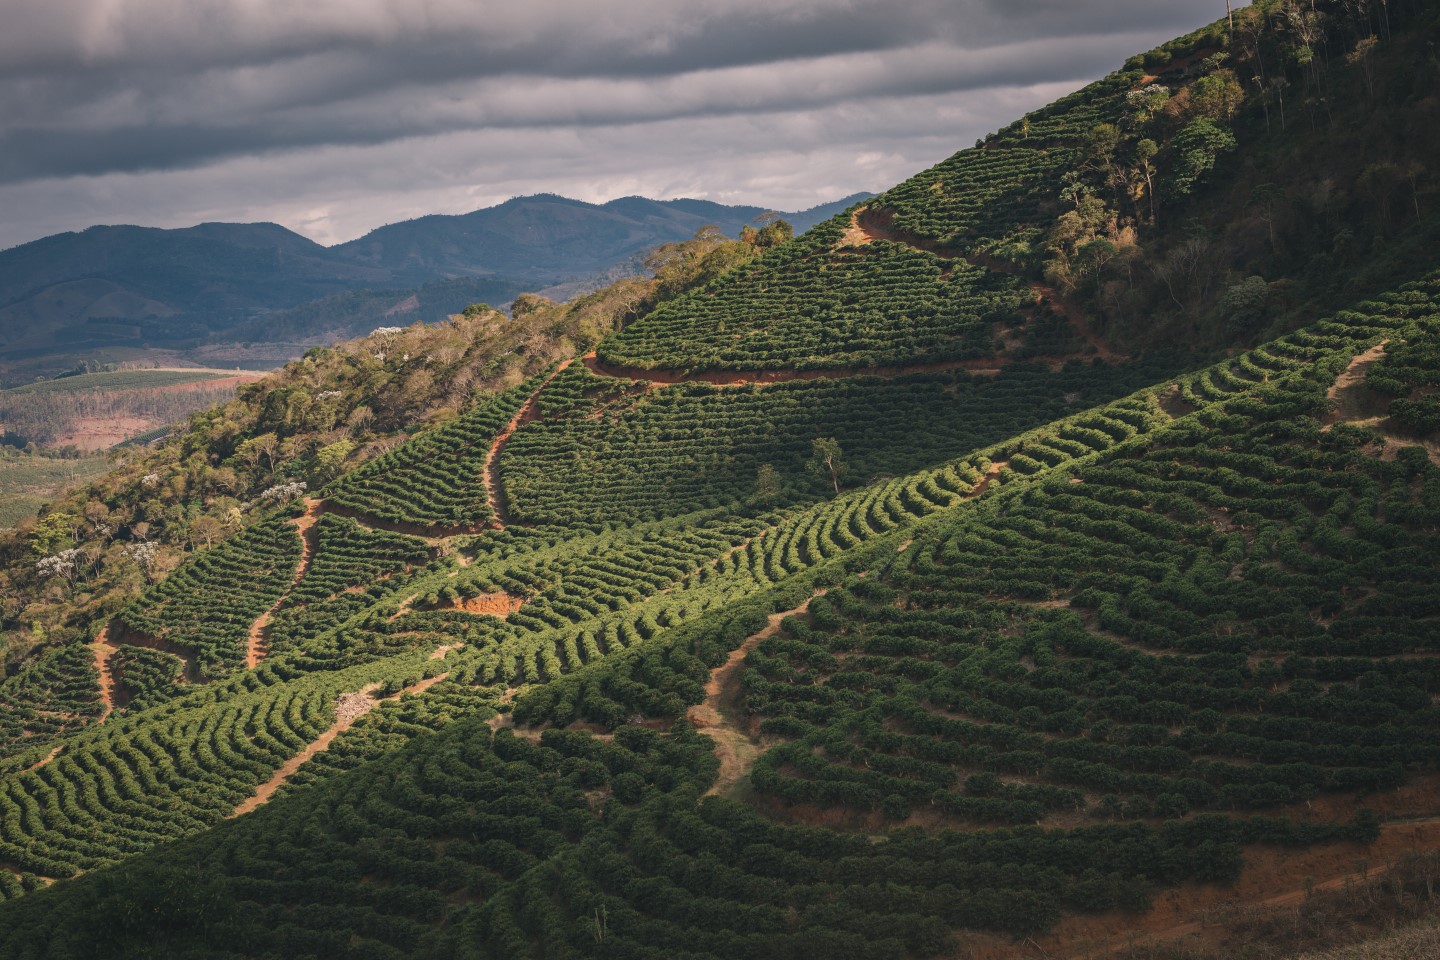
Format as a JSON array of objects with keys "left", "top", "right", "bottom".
[
  {"left": 501, "top": 358, "right": 1180, "bottom": 527},
  {"left": 0, "top": 7, "right": 1437, "bottom": 958},
  {"left": 0, "top": 645, "right": 101, "bottom": 767},
  {"left": 116, "top": 519, "right": 302, "bottom": 676},
  {"left": 324, "top": 373, "right": 539, "bottom": 531},
  {"left": 599, "top": 220, "right": 1024, "bottom": 371},
  {"left": 107, "top": 645, "right": 187, "bottom": 712},
  {"left": 748, "top": 380, "right": 1440, "bottom": 824},
  {"left": 0, "top": 710, "right": 1380, "bottom": 957}
]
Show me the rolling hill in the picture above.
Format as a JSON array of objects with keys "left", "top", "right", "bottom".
[
  {"left": 0, "top": 3, "right": 1437, "bottom": 959},
  {"left": 0, "top": 193, "right": 870, "bottom": 386}
]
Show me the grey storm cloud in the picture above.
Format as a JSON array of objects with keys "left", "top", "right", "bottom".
[{"left": 0, "top": 0, "right": 1233, "bottom": 249}]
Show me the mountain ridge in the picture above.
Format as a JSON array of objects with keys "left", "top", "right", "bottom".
[{"left": 0, "top": 192, "right": 872, "bottom": 385}]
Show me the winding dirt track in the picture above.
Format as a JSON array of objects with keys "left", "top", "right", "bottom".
[
  {"left": 688, "top": 459, "right": 1007, "bottom": 794},
  {"left": 245, "top": 498, "right": 324, "bottom": 670},
  {"left": 688, "top": 595, "right": 825, "bottom": 796},
  {"left": 24, "top": 745, "right": 63, "bottom": 774},
  {"left": 1323, "top": 340, "right": 1440, "bottom": 467},
  {"left": 483, "top": 359, "right": 574, "bottom": 528},
  {"left": 90, "top": 627, "right": 119, "bottom": 723},
  {"left": 230, "top": 672, "right": 450, "bottom": 817},
  {"left": 972, "top": 811, "right": 1440, "bottom": 960}
]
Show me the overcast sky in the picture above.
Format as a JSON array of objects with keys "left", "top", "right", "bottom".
[{"left": 0, "top": 1, "right": 1231, "bottom": 251}]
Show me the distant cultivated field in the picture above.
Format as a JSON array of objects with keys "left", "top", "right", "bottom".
[
  {"left": 0, "top": 454, "right": 110, "bottom": 527},
  {"left": 3, "top": 368, "right": 261, "bottom": 395},
  {"left": 0, "top": 367, "right": 266, "bottom": 451}
]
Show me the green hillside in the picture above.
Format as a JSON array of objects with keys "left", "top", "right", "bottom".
[{"left": 0, "top": 3, "right": 1438, "bottom": 958}]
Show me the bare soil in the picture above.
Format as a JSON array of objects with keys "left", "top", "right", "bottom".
[
  {"left": 51, "top": 416, "right": 152, "bottom": 451},
  {"left": 25, "top": 745, "right": 63, "bottom": 774},
  {"left": 1326, "top": 341, "right": 1392, "bottom": 427},
  {"left": 91, "top": 626, "right": 119, "bottom": 722},
  {"left": 688, "top": 595, "right": 826, "bottom": 796},
  {"left": 957, "top": 775, "right": 1440, "bottom": 960},
  {"left": 246, "top": 497, "right": 323, "bottom": 670},
  {"left": 230, "top": 673, "right": 450, "bottom": 817},
  {"left": 1324, "top": 341, "right": 1440, "bottom": 467},
  {"left": 446, "top": 592, "right": 525, "bottom": 617},
  {"left": 484, "top": 359, "right": 574, "bottom": 528}
]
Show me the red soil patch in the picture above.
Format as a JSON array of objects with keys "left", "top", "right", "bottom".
[
  {"left": 959, "top": 775, "right": 1440, "bottom": 960},
  {"left": 230, "top": 672, "right": 449, "bottom": 817},
  {"left": 448, "top": 592, "right": 525, "bottom": 617},
  {"left": 246, "top": 498, "right": 323, "bottom": 670},
  {"left": 91, "top": 626, "right": 119, "bottom": 722}
]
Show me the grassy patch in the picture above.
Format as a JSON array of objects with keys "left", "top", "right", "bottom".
[{"left": 0, "top": 454, "right": 110, "bottom": 527}]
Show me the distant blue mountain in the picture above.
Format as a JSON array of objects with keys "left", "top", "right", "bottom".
[{"left": 0, "top": 192, "right": 872, "bottom": 382}]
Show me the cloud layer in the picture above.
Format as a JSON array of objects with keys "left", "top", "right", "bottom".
[{"left": 0, "top": 0, "right": 1225, "bottom": 250}]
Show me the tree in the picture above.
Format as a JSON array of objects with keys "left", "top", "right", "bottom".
[
  {"left": 29, "top": 513, "right": 77, "bottom": 557},
  {"left": 808, "top": 438, "right": 846, "bottom": 495},
  {"left": 1168, "top": 119, "right": 1237, "bottom": 196},
  {"left": 1125, "top": 85, "right": 1170, "bottom": 126},
  {"left": 1134, "top": 139, "right": 1160, "bottom": 228},
  {"left": 1217, "top": 276, "right": 1271, "bottom": 339},
  {"left": 1249, "top": 183, "right": 1285, "bottom": 251},
  {"left": 742, "top": 217, "right": 794, "bottom": 249},
  {"left": 752, "top": 463, "right": 784, "bottom": 505},
  {"left": 234, "top": 433, "right": 279, "bottom": 473},
  {"left": 313, "top": 440, "right": 356, "bottom": 481},
  {"left": 1346, "top": 36, "right": 1379, "bottom": 100},
  {"left": 1191, "top": 73, "right": 1245, "bottom": 122},
  {"left": 187, "top": 515, "right": 226, "bottom": 550}
]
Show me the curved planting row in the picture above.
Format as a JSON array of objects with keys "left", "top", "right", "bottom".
[
  {"left": 0, "top": 646, "right": 103, "bottom": 769},
  {"left": 597, "top": 219, "right": 1024, "bottom": 373},
  {"left": 284, "top": 513, "right": 432, "bottom": 607},
  {"left": 500, "top": 357, "right": 1180, "bottom": 527},
  {"left": 873, "top": 71, "right": 1137, "bottom": 250},
  {"left": 747, "top": 371, "right": 1440, "bottom": 826},
  {"left": 594, "top": 71, "right": 1135, "bottom": 376},
  {"left": 506, "top": 267, "right": 1440, "bottom": 734},
  {"left": 0, "top": 657, "right": 437, "bottom": 880},
  {"left": 115, "top": 518, "right": 303, "bottom": 679},
  {"left": 323, "top": 371, "right": 546, "bottom": 533}
]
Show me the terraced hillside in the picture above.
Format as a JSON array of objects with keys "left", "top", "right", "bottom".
[{"left": 0, "top": 4, "right": 1438, "bottom": 958}]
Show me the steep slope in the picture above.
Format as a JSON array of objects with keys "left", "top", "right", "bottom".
[{"left": 0, "top": 4, "right": 1437, "bottom": 959}]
